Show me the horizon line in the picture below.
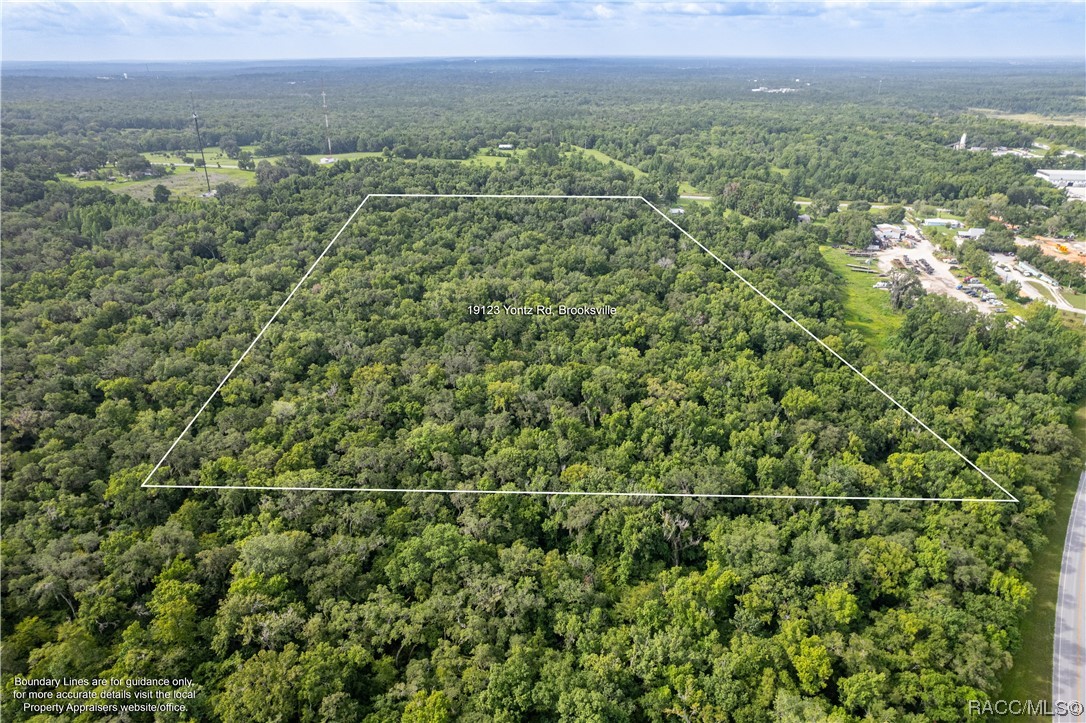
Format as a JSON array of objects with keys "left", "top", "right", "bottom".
[{"left": 4, "top": 54, "right": 1084, "bottom": 66}]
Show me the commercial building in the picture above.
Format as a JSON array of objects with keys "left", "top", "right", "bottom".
[
  {"left": 957, "top": 228, "right": 986, "bottom": 240},
  {"left": 924, "top": 218, "right": 962, "bottom": 228},
  {"left": 1036, "top": 169, "right": 1086, "bottom": 187}
]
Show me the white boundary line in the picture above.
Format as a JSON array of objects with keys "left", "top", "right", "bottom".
[
  {"left": 142, "top": 193, "right": 1017, "bottom": 504},
  {"left": 639, "top": 198, "right": 1017, "bottom": 503},
  {"left": 139, "top": 195, "right": 372, "bottom": 487},
  {"left": 140, "top": 484, "right": 1009, "bottom": 504}
]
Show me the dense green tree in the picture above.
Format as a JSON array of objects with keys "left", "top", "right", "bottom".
[
  {"left": 827, "top": 210, "right": 874, "bottom": 248},
  {"left": 2, "top": 59, "right": 1084, "bottom": 723}
]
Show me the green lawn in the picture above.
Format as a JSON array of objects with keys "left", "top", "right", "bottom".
[
  {"left": 924, "top": 225, "right": 960, "bottom": 251},
  {"left": 468, "top": 148, "right": 531, "bottom": 168},
  {"left": 137, "top": 144, "right": 656, "bottom": 179},
  {"left": 676, "top": 184, "right": 713, "bottom": 206},
  {"left": 143, "top": 145, "right": 257, "bottom": 166},
  {"left": 1026, "top": 280, "right": 1060, "bottom": 305},
  {"left": 1015, "top": 281, "right": 1082, "bottom": 326},
  {"left": 999, "top": 402, "right": 1086, "bottom": 722},
  {"left": 1061, "top": 289, "right": 1086, "bottom": 311},
  {"left": 299, "top": 151, "right": 385, "bottom": 163},
  {"left": 820, "top": 245, "right": 901, "bottom": 346},
  {"left": 470, "top": 154, "right": 508, "bottom": 168},
  {"left": 568, "top": 145, "right": 646, "bottom": 177},
  {"left": 934, "top": 210, "right": 966, "bottom": 223},
  {"left": 970, "top": 109, "right": 1085, "bottom": 127},
  {"left": 69, "top": 166, "right": 254, "bottom": 200},
  {"left": 678, "top": 181, "right": 708, "bottom": 196}
]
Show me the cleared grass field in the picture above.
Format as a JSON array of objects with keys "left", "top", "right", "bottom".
[
  {"left": 468, "top": 148, "right": 531, "bottom": 167},
  {"left": 470, "top": 154, "right": 512, "bottom": 168},
  {"left": 568, "top": 145, "right": 645, "bottom": 177},
  {"left": 1025, "top": 282, "right": 1086, "bottom": 325},
  {"left": 678, "top": 181, "right": 709, "bottom": 196},
  {"left": 1061, "top": 289, "right": 1086, "bottom": 311},
  {"left": 143, "top": 145, "right": 257, "bottom": 166},
  {"left": 136, "top": 144, "right": 650, "bottom": 181},
  {"left": 970, "top": 108, "right": 1085, "bottom": 127},
  {"left": 299, "top": 151, "right": 386, "bottom": 163},
  {"left": 999, "top": 402, "right": 1086, "bottom": 722},
  {"left": 820, "top": 245, "right": 901, "bottom": 346},
  {"left": 71, "top": 167, "right": 254, "bottom": 200},
  {"left": 1026, "top": 280, "right": 1061, "bottom": 305}
]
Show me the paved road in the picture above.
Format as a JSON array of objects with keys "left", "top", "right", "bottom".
[
  {"left": 1053, "top": 466, "right": 1086, "bottom": 720},
  {"left": 1047, "top": 285, "right": 1086, "bottom": 319},
  {"left": 990, "top": 252, "right": 1086, "bottom": 317}
]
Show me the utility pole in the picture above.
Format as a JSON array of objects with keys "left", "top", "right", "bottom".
[
  {"left": 190, "top": 93, "right": 212, "bottom": 193},
  {"left": 321, "top": 79, "right": 332, "bottom": 155}
]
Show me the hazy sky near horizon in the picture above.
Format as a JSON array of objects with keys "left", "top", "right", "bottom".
[{"left": 2, "top": 1, "right": 1084, "bottom": 62}]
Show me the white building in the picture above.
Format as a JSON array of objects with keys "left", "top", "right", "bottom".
[
  {"left": 924, "top": 218, "right": 962, "bottom": 228},
  {"left": 1036, "top": 169, "right": 1086, "bottom": 187},
  {"left": 957, "top": 227, "right": 986, "bottom": 240},
  {"left": 874, "top": 224, "right": 904, "bottom": 242}
]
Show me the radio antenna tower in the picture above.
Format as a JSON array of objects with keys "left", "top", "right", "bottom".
[
  {"left": 190, "top": 93, "right": 212, "bottom": 193},
  {"left": 321, "top": 79, "right": 332, "bottom": 155}
]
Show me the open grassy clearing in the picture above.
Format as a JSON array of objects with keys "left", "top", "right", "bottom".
[
  {"left": 143, "top": 145, "right": 258, "bottom": 166},
  {"left": 468, "top": 148, "right": 532, "bottom": 167},
  {"left": 819, "top": 245, "right": 901, "bottom": 346},
  {"left": 1023, "top": 282, "right": 1085, "bottom": 323},
  {"left": 470, "top": 154, "right": 511, "bottom": 168},
  {"left": 299, "top": 151, "right": 386, "bottom": 163},
  {"left": 969, "top": 108, "right": 1086, "bottom": 127},
  {"left": 1060, "top": 289, "right": 1086, "bottom": 311},
  {"left": 677, "top": 196, "right": 712, "bottom": 206},
  {"left": 922, "top": 224, "right": 959, "bottom": 249},
  {"left": 568, "top": 145, "right": 646, "bottom": 177},
  {"left": 138, "top": 144, "right": 648, "bottom": 179},
  {"left": 1032, "top": 137, "right": 1086, "bottom": 155},
  {"left": 678, "top": 181, "right": 709, "bottom": 196},
  {"left": 70, "top": 167, "right": 254, "bottom": 200},
  {"left": 999, "top": 402, "right": 1086, "bottom": 722},
  {"left": 1026, "top": 280, "right": 1060, "bottom": 305}
]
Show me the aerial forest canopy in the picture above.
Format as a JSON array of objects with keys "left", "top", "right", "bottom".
[{"left": 2, "top": 59, "right": 1085, "bottom": 722}]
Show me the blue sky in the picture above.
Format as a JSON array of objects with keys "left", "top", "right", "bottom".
[{"left": 2, "top": 1, "right": 1084, "bottom": 61}]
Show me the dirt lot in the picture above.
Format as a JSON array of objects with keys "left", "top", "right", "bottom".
[
  {"left": 1034, "top": 238, "right": 1086, "bottom": 267},
  {"left": 874, "top": 233, "right": 997, "bottom": 314}
]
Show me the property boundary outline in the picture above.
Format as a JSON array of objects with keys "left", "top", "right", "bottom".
[{"left": 141, "top": 193, "right": 1018, "bottom": 504}]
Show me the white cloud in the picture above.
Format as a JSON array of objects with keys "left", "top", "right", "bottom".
[{"left": 1, "top": 0, "right": 1082, "bottom": 60}]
